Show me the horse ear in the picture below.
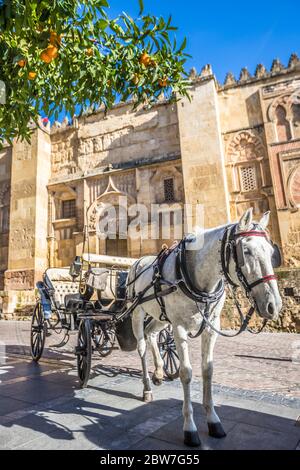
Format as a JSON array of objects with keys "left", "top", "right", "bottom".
[
  {"left": 259, "top": 211, "right": 270, "bottom": 230},
  {"left": 238, "top": 208, "right": 253, "bottom": 231}
]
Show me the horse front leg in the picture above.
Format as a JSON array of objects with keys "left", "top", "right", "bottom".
[
  {"left": 132, "top": 308, "right": 153, "bottom": 403},
  {"left": 145, "top": 319, "right": 167, "bottom": 386},
  {"left": 173, "top": 324, "right": 201, "bottom": 447},
  {"left": 201, "top": 312, "right": 226, "bottom": 438}
]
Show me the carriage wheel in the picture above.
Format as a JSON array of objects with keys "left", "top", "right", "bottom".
[
  {"left": 158, "top": 326, "right": 180, "bottom": 380},
  {"left": 92, "top": 323, "right": 116, "bottom": 357},
  {"left": 76, "top": 319, "right": 92, "bottom": 388},
  {"left": 30, "top": 302, "right": 46, "bottom": 362}
]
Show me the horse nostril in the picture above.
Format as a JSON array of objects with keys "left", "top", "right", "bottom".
[{"left": 267, "top": 303, "right": 275, "bottom": 316}]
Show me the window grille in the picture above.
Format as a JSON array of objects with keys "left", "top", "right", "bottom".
[
  {"left": 164, "top": 178, "right": 175, "bottom": 202},
  {"left": 62, "top": 200, "right": 76, "bottom": 219},
  {"left": 240, "top": 166, "right": 257, "bottom": 192}
]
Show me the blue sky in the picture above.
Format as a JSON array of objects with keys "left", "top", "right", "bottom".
[
  {"left": 51, "top": 0, "right": 299, "bottom": 121},
  {"left": 108, "top": 0, "right": 300, "bottom": 83}
]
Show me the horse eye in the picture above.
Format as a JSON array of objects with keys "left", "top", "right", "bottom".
[{"left": 244, "top": 248, "right": 251, "bottom": 256}]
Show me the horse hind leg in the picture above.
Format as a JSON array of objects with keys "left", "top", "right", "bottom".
[
  {"left": 132, "top": 308, "right": 153, "bottom": 403},
  {"left": 201, "top": 314, "right": 226, "bottom": 438}
]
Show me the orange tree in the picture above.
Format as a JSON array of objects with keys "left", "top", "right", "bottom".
[{"left": 0, "top": 0, "right": 189, "bottom": 147}]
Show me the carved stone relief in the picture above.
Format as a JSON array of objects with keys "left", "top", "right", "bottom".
[
  {"left": 51, "top": 135, "right": 77, "bottom": 175},
  {"left": 10, "top": 228, "right": 35, "bottom": 254},
  {"left": 14, "top": 141, "right": 31, "bottom": 161},
  {"left": 0, "top": 183, "right": 10, "bottom": 205},
  {"left": 88, "top": 172, "right": 136, "bottom": 206}
]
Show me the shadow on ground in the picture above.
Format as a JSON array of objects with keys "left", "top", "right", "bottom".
[{"left": 0, "top": 350, "right": 299, "bottom": 450}]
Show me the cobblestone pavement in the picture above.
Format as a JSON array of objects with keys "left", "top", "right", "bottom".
[{"left": 0, "top": 320, "right": 299, "bottom": 450}]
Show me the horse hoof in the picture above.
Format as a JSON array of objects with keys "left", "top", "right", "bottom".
[
  {"left": 143, "top": 391, "right": 153, "bottom": 403},
  {"left": 184, "top": 431, "right": 201, "bottom": 447},
  {"left": 152, "top": 375, "right": 163, "bottom": 386},
  {"left": 208, "top": 422, "right": 226, "bottom": 438}
]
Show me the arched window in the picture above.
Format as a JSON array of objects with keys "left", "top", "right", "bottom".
[{"left": 275, "top": 105, "right": 292, "bottom": 142}]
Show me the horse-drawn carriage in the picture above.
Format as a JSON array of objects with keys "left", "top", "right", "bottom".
[
  {"left": 30, "top": 209, "right": 284, "bottom": 448},
  {"left": 30, "top": 252, "right": 180, "bottom": 388}
]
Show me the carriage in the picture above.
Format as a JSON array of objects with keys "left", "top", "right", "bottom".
[{"left": 30, "top": 252, "right": 180, "bottom": 388}]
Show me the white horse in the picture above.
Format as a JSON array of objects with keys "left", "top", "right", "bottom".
[{"left": 127, "top": 208, "right": 282, "bottom": 447}]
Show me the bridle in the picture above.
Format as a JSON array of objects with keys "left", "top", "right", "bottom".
[{"left": 221, "top": 224, "right": 278, "bottom": 297}]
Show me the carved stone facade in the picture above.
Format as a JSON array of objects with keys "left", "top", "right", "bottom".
[{"left": 1, "top": 55, "right": 300, "bottom": 323}]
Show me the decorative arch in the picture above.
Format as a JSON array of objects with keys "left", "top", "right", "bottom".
[
  {"left": 87, "top": 176, "right": 136, "bottom": 232},
  {"left": 268, "top": 94, "right": 293, "bottom": 122},
  {"left": 226, "top": 131, "right": 266, "bottom": 164}
]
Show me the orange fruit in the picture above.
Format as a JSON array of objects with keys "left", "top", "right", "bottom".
[
  {"left": 28, "top": 71, "right": 37, "bottom": 80},
  {"left": 139, "top": 52, "right": 151, "bottom": 67},
  {"left": 17, "top": 59, "right": 26, "bottom": 67},
  {"left": 159, "top": 78, "right": 168, "bottom": 87},
  {"left": 40, "top": 50, "right": 52, "bottom": 63},
  {"left": 45, "top": 45, "right": 58, "bottom": 59},
  {"left": 86, "top": 48, "right": 94, "bottom": 57},
  {"left": 49, "top": 31, "right": 62, "bottom": 46}
]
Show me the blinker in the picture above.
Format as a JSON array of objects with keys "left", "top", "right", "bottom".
[{"left": 235, "top": 241, "right": 282, "bottom": 269}]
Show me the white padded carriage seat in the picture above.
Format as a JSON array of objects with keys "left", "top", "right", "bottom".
[{"left": 44, "top": 268, "right": 80, "bottom": 307}]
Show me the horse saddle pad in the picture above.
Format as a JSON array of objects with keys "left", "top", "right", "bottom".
[{"left": 86, "top": 268, "right": 110, "bottom": 291}]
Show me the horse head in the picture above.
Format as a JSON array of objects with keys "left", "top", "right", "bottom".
[{"left": 235, "top": 208, "right": 282, "bottom": 320}]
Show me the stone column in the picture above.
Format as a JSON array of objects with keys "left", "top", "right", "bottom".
[
  {"left": 4, "top": 125, "right": 51, "bottom": 313},
  {"left": 47, "top": 191, "right": 56, "bottom": 268},
  {"left": 177, "top": 78, "right": 230, "bottom": 229}
]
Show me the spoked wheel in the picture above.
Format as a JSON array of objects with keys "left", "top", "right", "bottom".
[
  {"left": 92, "top": 323, "right": 116, "bottom": 357},
  {"left": 76, "top": 319, "right": 92, "bottom": 388},
  {"left": 30, "top": 302, "right": 46, "bottom": 362},
  {"left": 158, "top": 326, "right": 180, "bottom": 380}
]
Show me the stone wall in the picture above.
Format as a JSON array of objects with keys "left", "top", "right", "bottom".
[
  {"left": 222, "top": 268, "right": 300, "bottom": 332},
  {"left": 0, "top": 145, "right": 11, "bottom": 290},
  {"left": 50, "top": 101, "right": 180, "bottom": 179}
]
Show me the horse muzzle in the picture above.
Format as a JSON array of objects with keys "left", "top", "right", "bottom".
[{"left": 257, "top": 295, "right": 282, "bottom": 321}]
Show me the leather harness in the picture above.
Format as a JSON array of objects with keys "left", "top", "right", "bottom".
[{"left": 129, "top": 223, "right": 279, "bottom": 338}]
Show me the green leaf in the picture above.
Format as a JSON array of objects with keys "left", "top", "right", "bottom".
[{"left": 138, "top": 0, "right": 144, "bottom": 15}]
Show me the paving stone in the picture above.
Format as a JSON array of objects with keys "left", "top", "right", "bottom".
[
  {"left": 199, "top": 421, "right": 300, "bottom": 450},
  {"left": 0, "top": 321, "right": 299, "bottom": 450},
  {"left": 0, "top": 378, "right": 75, "bottom": 405},
  {"left": 0, "top": 396, "right": 33, "bottom": 416},
  {"left": 131, "top": 437, "right": 186, "bottom": 451}
]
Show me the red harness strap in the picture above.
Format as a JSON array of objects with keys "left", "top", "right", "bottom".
[{"left": 235, "top": 230, "right": 268, "bottom": 239}]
